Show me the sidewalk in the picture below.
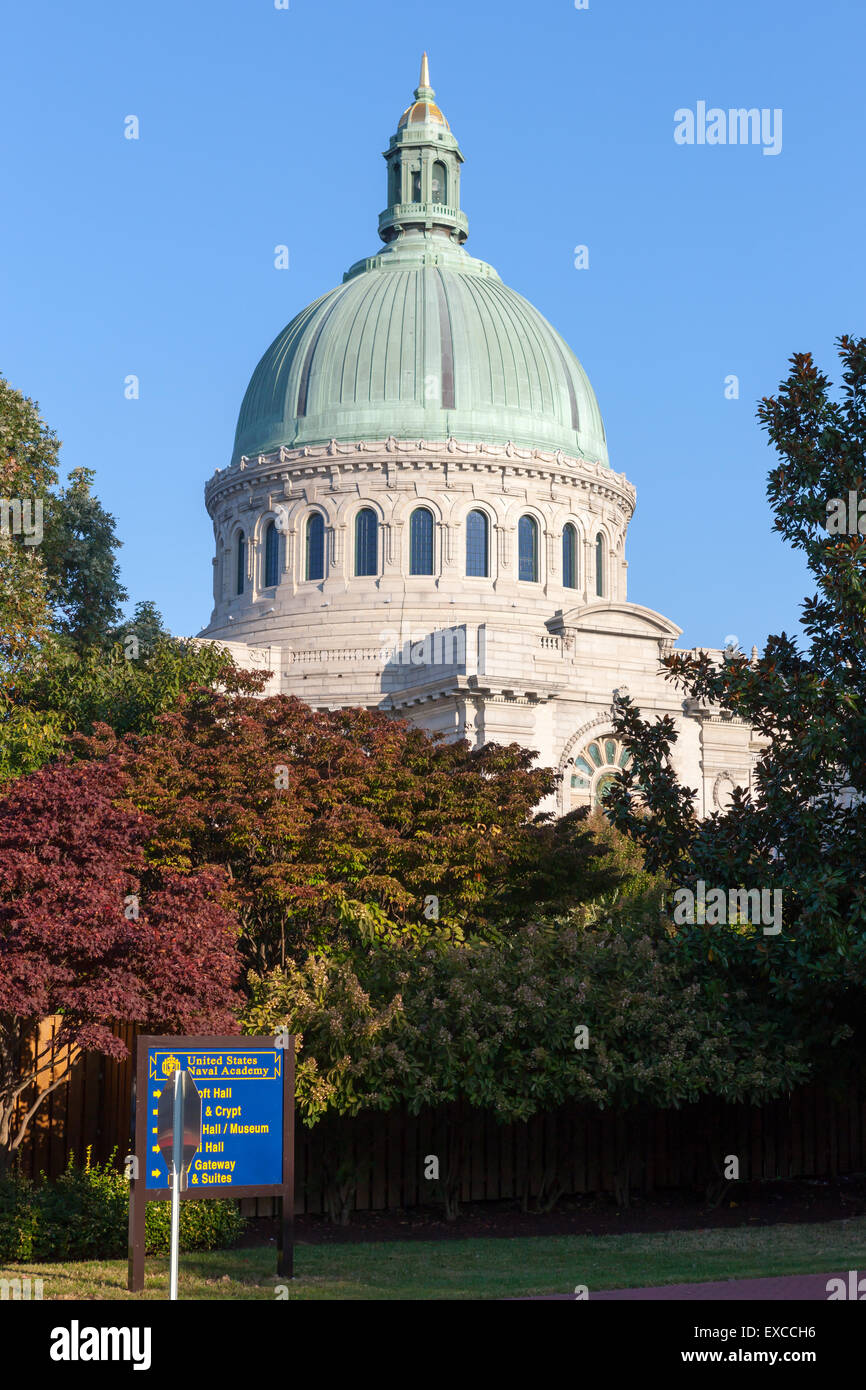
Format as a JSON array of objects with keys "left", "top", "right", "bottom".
[{"left": 530, "top": 1272, "right": 849, "bottom": 1300}]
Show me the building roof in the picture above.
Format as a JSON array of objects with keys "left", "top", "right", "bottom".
[{"left": 230, "top": 56, "right": 608, "bottom": 468}]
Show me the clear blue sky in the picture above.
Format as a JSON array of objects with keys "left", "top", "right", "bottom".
[{"left": 2, "top": 0, "right": 863, "bottom": 651}]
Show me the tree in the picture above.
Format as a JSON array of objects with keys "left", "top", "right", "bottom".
[
  {"left": 80, "top": 683, "right": 624, "bottom": 970},
  {"left": 244, "top": 907, "right": 808, "bottom": 1130},
  {"left": 0, "top": 376, "right": 58, "bottom": 676},
  {"left": 0, "top": 637, "right": 239, "bottom": 786},
  {"left": 112, "top": 600, "right": 170, "bottom": 657},
  {"left": 42, "top": 466, "right": 127, "bottom": 651},
  {"left": 0, "top": 759, "right": 243, "bottom": 1170},
  {"left": 604, "top": 336, "right": 866, "bottom": 1077}
]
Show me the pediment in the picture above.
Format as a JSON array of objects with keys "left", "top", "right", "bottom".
[{"left": 549, "top": 601, "right": 682, "bottom": 641}]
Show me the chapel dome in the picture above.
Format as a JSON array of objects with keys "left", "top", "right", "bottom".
[
  {"left": 230, "top": 56, "right": 608, "bottom": 469},
  {"left": 398, "top": 99, "right": 449, "bottom": 129}
]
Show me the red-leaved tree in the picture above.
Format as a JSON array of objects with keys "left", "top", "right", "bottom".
[
  {"left": 0, "top": 758, "right": 243, "bottom": 1170},
  {"left": 77, "top": 686, "right": 622, "bottom": 968}
]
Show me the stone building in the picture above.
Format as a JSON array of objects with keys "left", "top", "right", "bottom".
[{"left": 199, "top": 56, "right": 756, "bottom": 817}]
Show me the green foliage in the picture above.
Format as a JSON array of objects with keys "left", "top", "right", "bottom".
[
  {"left": 41, "top": 466, "right": 127, "bottom": 652},
  {"left": 35, "top": 1149, "right": 129, "bottom": 1261},
  {"left": 0, "top": 1167, "right": 38, "bottom": 1262},
  {"left": 0, "top": 637, "right": 237, "bottom": 785},
  {"left": 0, "top": 375, "right": 59, "bottom": 676},
  {"left": 0, "top": 701, "right": 66, "bottom": 785},
  {"left": 0, "top": 1152, "right": 245, "bottom": 1262},
  {"left": 144, "top": 1192, "right": 246, "bottom": 1255},
  {"left": 112, "top": 600, "right": 170, "bottom": 655},
  {"left": 604, "top": 336, "right": 866, "bottom": 1076},
  {"left": 245, "top": 893, "right": 808, "bottom": 1126},
  {"left": 0, "top": 377, "right": 218, "bottom": 787}
]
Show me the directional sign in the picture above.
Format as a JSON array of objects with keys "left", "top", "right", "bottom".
[
  {"left": 129, "top": 1034, "right": 295, "bottom": 1294},
  {"left": 156, "top": 1069, "right": 201, "bottom": 1182},
  {"left": 145, "top": 1046, "right": 283, "bottom": 1190}
]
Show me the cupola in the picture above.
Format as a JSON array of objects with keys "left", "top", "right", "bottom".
[{"left": 379, "top": 53, "right": 468, "bottom": 246}]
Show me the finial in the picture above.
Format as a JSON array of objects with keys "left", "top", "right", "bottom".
[{"left": 415, "top": 51, "right": 434, "bottom": 99}]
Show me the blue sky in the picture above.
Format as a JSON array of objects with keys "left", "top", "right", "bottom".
[{"left": 1, "top": 0, "right": 863, "bottom": 651}]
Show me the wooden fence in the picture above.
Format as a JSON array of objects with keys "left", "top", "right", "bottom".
[{"left": 13, "top": 1021, "right": 866, "bottom": 1217}]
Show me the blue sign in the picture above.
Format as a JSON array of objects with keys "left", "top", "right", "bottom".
[{"left": 145, "top": 1047, "right": 283, "bottom": 1191}]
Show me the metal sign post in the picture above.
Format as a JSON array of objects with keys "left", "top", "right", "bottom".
[
  {"left": 156, "top": 1069, "right": 202, "bottom": 1301},
  {"left": 128, "top": 1036, "right": 294, "bottom": 1294},
  {"left": 170, "top": 1076, "right": 182, "bottom": 1300}
]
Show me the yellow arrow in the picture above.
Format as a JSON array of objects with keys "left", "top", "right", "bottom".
[{"left": 151, "top": 1170, "right": 160, "bottom": 1178}]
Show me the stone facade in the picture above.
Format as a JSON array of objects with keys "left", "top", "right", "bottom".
[
  {"left": 197, "top": 57, "right": 757, "bottom": 816},
  {"left": 199, "top": 434, "right": 756, "bottom": 817}
]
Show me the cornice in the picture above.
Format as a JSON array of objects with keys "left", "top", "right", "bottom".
[{"left": 204, "top": 436, "right": 635, "bottom": 515}]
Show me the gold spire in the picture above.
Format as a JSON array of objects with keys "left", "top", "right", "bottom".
[
  {"left": 399, "top": 49, "right": 448, "bottom": 130},
  {"left": 414, "top": 51, "right": 434, "bottom": 100}
]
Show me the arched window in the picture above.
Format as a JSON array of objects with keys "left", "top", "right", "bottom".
[
  {"left": 390, "top": 160, "right": 402, "bottom": 204},
  {"left": 562, "top": 523, "right": 577, "bottom": 589},
  {"left": 306, "top": 513, "right": 324, "bottom": 581},
  {"left": 264, "top": 520, "right": 280, "bottom": 588},
  {"left": 355, "top": 508, "right": 378, "bottom": 577},
  {"left": 466, "top": 509, "right": 489, "bottom": 577},
  {"left": 431, "top": 161, "right": 447, "bottom": 204},
  {"left": 411, "top": 168, "right": 422, "bottom": 202},
  {"left": 409, "top": 507, "right": 434, "bottom": 575},
  {"left": 595, "top": 532, "right": 605, "bottom": 597},
  {"left": 518, "top": 515, "right": 539, "bottom": 582},
  {"left": 236, "top": 532, "right": 245, "bottom": 596}
]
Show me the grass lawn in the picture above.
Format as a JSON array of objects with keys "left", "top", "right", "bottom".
[{"left": 3, "top": 1216, "right": 866, "bottom": 1299}]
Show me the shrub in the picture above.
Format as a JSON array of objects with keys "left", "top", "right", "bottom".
[
  {"left": 0, "top": 1168, "right": 37, "bottom": 1262},
  {"left": 35, "top": 1149, "right": 128, "bottom": 1260},
  {"left": 144, "top": 1193, "right": 246, "bottom": 1254},
  {"left": 245, "top": 893, "right": 811, "bottom": 1126},
  {"left": 0, "top": 1150, "right": 245, "bottom": 1263}
]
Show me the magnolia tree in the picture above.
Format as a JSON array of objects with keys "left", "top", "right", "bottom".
[
  {"left": 0, "top": 759, "right": 242, "bottom": 1171},
  {"left": 604, "top": 336, "right": 866, "bottom": 1074}
]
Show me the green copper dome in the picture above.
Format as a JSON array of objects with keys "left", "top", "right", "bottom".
[{"left": 231, "top": 57, "right": 608, "bottom": 469}]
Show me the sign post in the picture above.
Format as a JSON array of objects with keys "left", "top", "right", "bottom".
[
  {"left": 155, "top": 1069, "right": 202, "bottom": 1300},
  {"left": 128, "top": 1035, "right": 294, "bottom": 1294}
]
